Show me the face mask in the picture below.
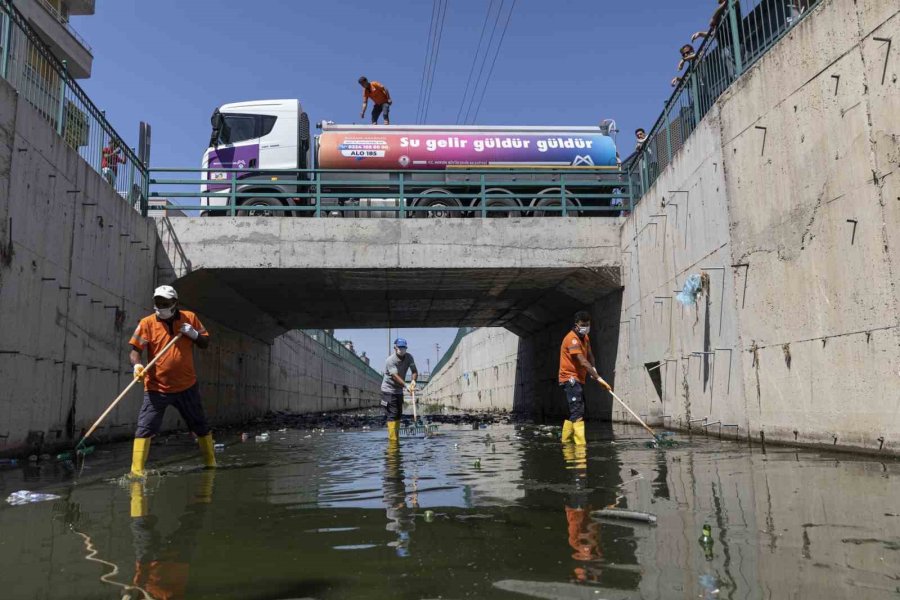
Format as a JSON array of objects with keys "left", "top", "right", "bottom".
[
  {"left": 155, "top": 305, "right": 176, "bottom": 320},
  {"left": 396, "top": 348, "right": 407, "bottom": 357},
  {"left": 577, "top": 325, "right": 590, "bottom": 335}
]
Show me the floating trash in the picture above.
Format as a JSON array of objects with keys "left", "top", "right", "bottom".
[
  {"left": 214, "top": 443, "right": 225, "bottom": 452},
  {"left": 256, "top": 433, "right": 270, "bottom": 442},
  {"left": 424, "top": 510, "right": 435, "bottom": 523},
  {"left": 591, "top": 508, "right": 657, "bottom": 524},
  {"left": 6, "top": 490, "right": 62, "bottom": 506}
]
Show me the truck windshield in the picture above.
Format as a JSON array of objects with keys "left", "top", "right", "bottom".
[{"left": 211, "top": 114, "right": 278, "bottom": 147}]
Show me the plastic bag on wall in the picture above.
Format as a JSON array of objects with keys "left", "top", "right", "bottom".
[{"left": 676, "top": 274, "right": 703, "bottom": 306}]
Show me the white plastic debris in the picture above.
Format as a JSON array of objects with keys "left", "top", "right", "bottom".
[{"left": 6, "top": 490, "right": 61, "bottom": 506}]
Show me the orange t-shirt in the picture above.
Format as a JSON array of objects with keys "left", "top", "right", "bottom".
[
  {"left": 363, "top": 81, "right": 390, "bottom": 105},
  {"left": 559, "top": 331, "right": 592, "bottom": 384},
  {"left": 129, "top": 310, "right": 208, "bottom": 393}
]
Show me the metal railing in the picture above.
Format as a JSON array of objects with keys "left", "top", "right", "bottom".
[
  {"left": 0, "top": 0, "right": 145, "bottom": 204},
  {"left": 147, "top": 167, "right": 634, "bottom": 218},
  {"left": 35, "top": 0, "right": 92, "bottom": 53},
  {"left": 303, "top": 329, "right": 381, "bottom": 378},
  {"left": 627, "top": 0, "right": 821, "bottom": 198}
]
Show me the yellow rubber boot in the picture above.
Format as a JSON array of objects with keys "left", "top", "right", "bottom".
[
  {"left": 129, "top": 481, "right": 148, "bottom": 518},
  {"left": 387, "top": 420, "right": 399, "bottom": 442},
  {"left": 561, "top": 420, "right": 574, "bottom": 444},
  {"left": 130, "top": 437, "right": 151, "bottom": 479},
  {"left": 198, "top": 433, "right": 217, "bottom": 469},
  {"left": 573, "top": 420, "right": 586, "bottom": 446}
]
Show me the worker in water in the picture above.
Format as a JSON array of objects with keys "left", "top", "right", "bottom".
[
  {"left": 558, "top": 310, "right": 611, "bottom": 445},
  {"left": 359, "top": 76, "right": 392, "bottom": 125},
  {"left": 128, "top": 285, "right": 215, "bottom": 477},
  {"left": 382, "top": 337, "right": 417, "bottom": 441}
]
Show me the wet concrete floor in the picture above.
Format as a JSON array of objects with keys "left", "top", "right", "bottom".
[{"left": 1, "top": 421, "right": 899, "bottom": 599}]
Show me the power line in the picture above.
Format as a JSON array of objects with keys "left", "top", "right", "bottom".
[
  {"left": 471, "top": 0, "right": 517, "bottom": 124},
  {"left": 416, "top": 1, "right": 440, "bottom": 125},
  {"left": 462, "top": 0, "right": 505, "bottom": 125},
  {"left": 455, "top": 0, "right": 498, "bottom": 125},
  {"left": 421, "top": 0, "right": 448, "bottom": 124}
]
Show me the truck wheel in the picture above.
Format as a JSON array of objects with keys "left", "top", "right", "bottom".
[
  {"left": 412, "top": 188, "right": 463, "bottom": 218},
  {"left": 531, "top": 188, "right": 580, "bottom": 217},
  {"left": 471, "top": 188, "right": 522, "bottom": 218},
  {"left": 236, "top": 197, "right": 285, "bottom": 217}
]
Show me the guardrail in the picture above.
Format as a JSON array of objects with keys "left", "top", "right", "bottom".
[
  {"left": 0, "top": 0, "right": 145, "bottom": 204},
  {"left": 627, "top": 0, "right": 821, "bottom": 197},
  {"left": 147, "top": 167, "right": 635, "bottom": 218}
]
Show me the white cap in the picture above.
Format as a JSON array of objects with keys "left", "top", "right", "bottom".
[{"left": 153, "top": 285, "right": 178, "bottom": 300}]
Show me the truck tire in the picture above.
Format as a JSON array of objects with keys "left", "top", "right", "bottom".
[
  {"left": 531, "top": 188, "right": 580, "bottom": 217},
  {"left": 236, "top": 197, "right": 285, "bottom": 217},
  {"left": 412, "top": 188, "right": 463, "bottom": 218},
  {"left": 471, "top": 188, "right": 522, "bottom": 218}
]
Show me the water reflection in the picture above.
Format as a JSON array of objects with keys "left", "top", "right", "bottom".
[
  {"left": 562, "top": 444, "right": 602, "bottom": 583},
  {"left": 128, "top": 470, "right": 216, "bottom": 600},
  {"left": 382, "top": 440, "right": 415, "bottom": 557},
  {"left": 1, "top": 423, "right": 899, "bottom": 599}
]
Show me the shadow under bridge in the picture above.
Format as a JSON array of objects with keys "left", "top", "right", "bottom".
[{"left": 156, "top": 218, "right": 623, "bottom": 341}]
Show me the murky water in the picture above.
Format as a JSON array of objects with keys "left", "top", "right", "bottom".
[{"left": 1, "top": 422, "right": 899, "bottom": 599}]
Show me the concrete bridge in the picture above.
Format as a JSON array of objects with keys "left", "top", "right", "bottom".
[{"left": 157, "top": 217, "right": 623, "bottom": 340}]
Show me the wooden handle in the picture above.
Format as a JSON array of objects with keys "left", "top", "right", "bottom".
[
  {"left": 79, "top": 333, "right": 183, "bottom": 446},
  {"left": 607, "top": 388, "right": 659, "bottom": 441}
]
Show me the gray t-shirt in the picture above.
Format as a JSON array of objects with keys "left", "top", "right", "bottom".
[{"left": 382, "top": 352, "right": 416, "bottom": 393}]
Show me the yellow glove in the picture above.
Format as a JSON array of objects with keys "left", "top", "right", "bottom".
[
  {"left": 596, "top": 376, "right": 612, "bottom": 391},
  {"left": 408, "top": 381, "right": 417, "bottom": 393},
  {"left": 133, "top": 364, "right": 145, "bottom": 381}
]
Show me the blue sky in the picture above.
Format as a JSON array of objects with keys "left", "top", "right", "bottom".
[{"left": 72, "top": 0, "right": 713, "bottom": 370}]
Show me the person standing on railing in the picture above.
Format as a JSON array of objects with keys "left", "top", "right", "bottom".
[
  {"left": 559, "top": 311, "right": 610, "bottom": 445},
  {"left": 382, "top": 338, "right": 417, "bottom": 442},
  {"left": 128, "top": 285, "right": 216, "bottom": 478},
  {"left": 359, "top": 76, "right": 392, "bottom": 125},
  {"left": 101, "top": 139, "right": 126, "bottom": 187}
]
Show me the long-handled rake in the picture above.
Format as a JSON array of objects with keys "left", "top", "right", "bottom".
[
  {"left": 598, "top": 377, "right": 675, "bottom": 448},
  {"left": 72, "top": 334, "right": 183, "bottom": 454},
  {"left": 400, "top": 390, "right": 438, "bottom": 438}
]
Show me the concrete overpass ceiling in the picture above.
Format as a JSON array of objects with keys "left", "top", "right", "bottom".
[{"left": 174, "top": 266, "right": 621, "bottom": 337}]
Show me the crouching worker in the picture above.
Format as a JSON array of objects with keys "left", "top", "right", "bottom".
[
  {"left": 382, "top": 337, "right": 417, "bottom": 442},
  {"left": 558, "top": 310, "right": 611, "bottom": 445},
  {"left": 128, "top": 285, "right": 215, "bottom": 478}
]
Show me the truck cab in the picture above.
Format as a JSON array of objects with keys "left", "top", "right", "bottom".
[{"left": 201, "top": 99, "right": 310, "bottom": 215}]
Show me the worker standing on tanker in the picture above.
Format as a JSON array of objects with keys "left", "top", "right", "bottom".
[
  {"left": 559, "top": 311, "right": 611, "bottom": 445},
  {"left": 128, "top": 285, "right": 216, "bottom": 477},
  {"left": 382, "top": 338, "right": 418, "bottom": 441},
  {"left": 359, "top": 76, "right": 392, "bottom": 125}
]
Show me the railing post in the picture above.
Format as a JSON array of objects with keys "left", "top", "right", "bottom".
[
  {"left": 55, "top": 59, "right": 66, "bottom": 135},
  {"left": 690, "top": 71, "right": 701, "bottom": 128},
  {"left": 398, "top": 172, "right": 405, "bottom": 219},
  {"left": 480, "top": 174, "right": 486, "bottom": 218},
  {"left": 560, "top": 177, "right": 568, "bottom": 217},
  {"left": 141, "top": 170, "right": 149, "bottom": 217},
  {"left": 314, "top": 170, "right": 321, "bottom": 217},
  {"left": 663, "top": 106, "right": 673, "bottom": 167},
  {"left": 627, "top": 169, "right": 635, "bottom": 211},
  {"left": 727, "top": 0, "right": 743, "bottom": 75},
  {"left": 229, "top": 172, "right": 236, "bottom": 216},
  {"left": 0, "top": 10, "right": 11, "bottom": 79},
  {"left": 126, "top": 146, "right": 135, "bottom": 199}
]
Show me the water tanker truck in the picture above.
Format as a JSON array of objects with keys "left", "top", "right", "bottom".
[{"left": 201, "top": 99, "right": 622, "bottom": 217}]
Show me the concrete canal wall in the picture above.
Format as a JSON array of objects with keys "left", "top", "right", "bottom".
[
  {"left": 614, "top": 0, "right": 900, "bottom": 454},
  {"left": 0, "top": 78, "right": 379, "bottom": 455}
]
